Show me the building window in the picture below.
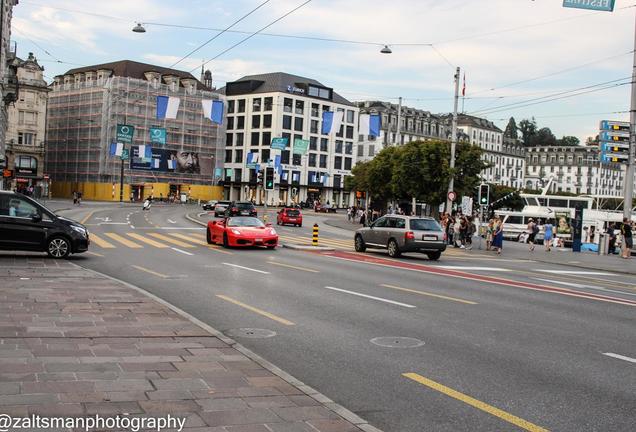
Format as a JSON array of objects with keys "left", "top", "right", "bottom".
[
  {"left": 251, "top": 132, "right": 260, "bottom": 147},
  {"left": 226, "top": 133, "right": 233, "bottom": 147},
  {"left": 18, "top": 133, "right": 35, "bottom": 145},
  {"left": 320, "top": 138, "right": 328, "bottom": 152},
  {"left": 237, "top": 99, "right": 246, "bottom": 113},
  {"left": 310, "top": 136, "right": 318, "bottom": 150},
  {"left": 346, "top": 110, "right": 354, "bottom": 123},
  {"left": 335, "top": 141, "right": 343, "bottom": 154},
  {"left": 226, "top": 117, "right": 234, "bottom": 130},
  {"left": 311, "top": 103, "right": 319, "bottom": 117},
  {"left": 224, "top": 150, "right": 232, "bottom": 163},
  {"left": 346, "top": 126, "right": 354, "bottom": 139},
  {"left": 282, "top": 132, "right": 291, "bottom": 145},
  {"left": 345, "top": 142, "right": 353, "bottom": 155},
  {"left": 335, "top": 156, "right": 342, "bottom": 169},
  {"left": 236, "top": 133, "right": 244, "bottom": 146},
  {"left": 263, "top": 114, "right": 272, "bottom": 128},
  {"left": 310, "top": 120, "right": 319, "bottom": 134},
  {"left": 252, "top": 115, "right": 261, "bottom": 129},
  {"left": 357, "top": 145, "right": 363, "bottom": 157},
  {"left": 294, "top": 117, "right": 303, "bottom": 132},
  {"left": 252, "top": 98, "right": 261, "bottom": 112},
  {"left": 15, "top": 156, "right": 37, "bottom": 171},
  {"left": 319, "top": 154, "right": 327, "bottom": 168},
  {"left": 236, "top": 116, "right": 245, "bottom": 129},
  {"left": 292, "top": 153, "right": 302, "bottom": 165},
  {"left": 264, "top": 97, "right": 273, "bottom": 111},
  {"left": 282, "top": 115, "right": 292, "bottom": 130},
  {"left": 261, "top": 149, "right": 270, "bottom": 163},
  {"left": 295, "top": 100, "right": 304, "bottom": 115},
  {"left": 234, "top": 149, "right": 243, "bottom": 163},
  {"left": 309, "top": 153, "right": 317, "bottom": 167},
  {"left": 369, "top": 145, "right": 375, "bottom": 156},
  {"left": 227, "top": 100, "right": 235, "bottom": 113},
  {"left": 281, "top": 150, "right": 290, "bottom": 164},
  {"left": 262, "top": 132, "right": 271, "bottom": 147},
  {"left": 344, "top": 157, "right": 352, "bottom": 170},
  {"left": 284, "top": 98, "right": 293, "bottom": 113}
]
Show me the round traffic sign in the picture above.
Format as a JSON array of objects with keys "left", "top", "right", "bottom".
[{"left": 447, "top": 191, "right": 457, "bottom": 201}]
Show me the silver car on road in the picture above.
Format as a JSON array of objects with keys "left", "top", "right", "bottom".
[{"left": 354, "top": 215, "right": 446, "bottom": 260}]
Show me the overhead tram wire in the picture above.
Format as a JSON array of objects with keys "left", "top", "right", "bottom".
[{"left": 189, "top": 0, "right": 313, "bottom": 73}]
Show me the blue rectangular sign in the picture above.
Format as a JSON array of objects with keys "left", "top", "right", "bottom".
[
  {"left": 562, "top": 0, "right": 615, "bottom": 12},
  {"left": 270, "top": 137, "right": 288, "bottom": 150}
]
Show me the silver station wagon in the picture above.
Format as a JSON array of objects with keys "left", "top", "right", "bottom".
[{"left": 354, "top": 215, "right": 446, "bottom": 260}]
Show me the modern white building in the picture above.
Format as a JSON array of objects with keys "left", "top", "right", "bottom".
[
  {"left": 355, "top": 100, "right": 446, "bottom": 162},
  {"left": 524, "top": 145, "right": 629, "bottom": 196},
  {"left": 221, "top": 72, "right": 359, "bottom": 207}
]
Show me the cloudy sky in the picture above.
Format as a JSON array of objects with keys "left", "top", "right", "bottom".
[{"left": 11, "top": 0, "right": 635, "bottom": 142}]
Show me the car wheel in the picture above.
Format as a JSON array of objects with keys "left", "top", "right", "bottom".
[
  {"left": 298, "top": 223, "right": 302, "bottom": 227},
  {"left": 47, "top": 236, "right": 71, "bottom": 259},
  {"left": 354, "top": 235, "right": 366, "bottom": 252},
  {"left": 223, "top": 233, "right": 229, "bottom": 248},
  {"left": 206, "top": 228, "right": 212, "bottom": 244},
  {"left": 427, "top": 251, "right": 441, "bottom": 261},
  {"left": 387, "top": 239, "right": 401, "bottom": 258}
]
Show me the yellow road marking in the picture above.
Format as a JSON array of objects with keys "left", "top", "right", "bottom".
[
  {"left": 216, "top": 295, "right": 295, "bottom": 326},
  {"left": 103, "top": 232, "right": 143, "bottom": 248},
  {"left": 85, "top": 251, "right": 104, "bottom": 257},
  {"left": 269, "top": 261, "right": 320, "bottom": 273},
  {"left": 170, "top": 233, "right": 234, "bottom": 255},
  {"left": 403, "top": 373, "right": 549, "bottom": 432},
  {"left": 381, "top": 284, "right": 477, "bottom": 305},
  {"left": 80, "top": 210, "right": 96, "bottom": 225},
  {"left": 127, "top": 232, "right": 169, "bottom": 248},
  {"left": 131, "top": 265, "right": 169, "bottom": 278},
  {"left": 147, "top": 232, "right": 195, "bottom": 248},
  {"left": 89, "top": 233, "right": 115, "bottom": 249}
]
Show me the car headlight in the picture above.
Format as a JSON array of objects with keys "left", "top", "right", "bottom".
[
  {"left": 71, "top": 225, "right": 87, "bottom": 237},
  {"left": 231, "top": 229, "right": 242, "bottom": 235},
  {"left": 269, "top": 228, "right": 277, "bottom": 235}
]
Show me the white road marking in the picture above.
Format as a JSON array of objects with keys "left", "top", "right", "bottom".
[
  {"left": 433, "top": 266, "right": 511, "bottom": 272},
  {"left": 538, "top": 270, "right": 615, "bottom": 276},
  {"left": 222, "top": 262, "right": 270, "bottom": 274},
  {"left": 324, "top": 286, "right": 416, "bottom": 308},
  {"left": 98, "top": 222, "right": 128, "bottom": 225},
  {"left": 130, "top": 225, "right": 135, "bottom": 229},
  {"left": 603, "top": 352, "right": 636, "bottom": 364},
  {"left": 95, "top": 217, "right": 111, "bottom": 222},
  {"left": 135, "top": 227, "right": 205, "bottom": 230},
  {"left": 167, "top": 219, "right": 177, "bottom": 224},
  {"left": 171, "top": 247, "right": 194, "bottom": 256},
  {"left": 533, "top": 278, "right": 636, "bottom": 298}
]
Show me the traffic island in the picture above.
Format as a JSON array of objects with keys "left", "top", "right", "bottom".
[{"left": 282, "top": 243, "right": 335, "bottom": 251}]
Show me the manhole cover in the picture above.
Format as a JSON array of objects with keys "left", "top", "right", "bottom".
[
  {"left": 370, "top": 337, "right": 425, "bottom": 348},
  {"left": 226, "top": 328, "right": 277, "bottom": 339}
]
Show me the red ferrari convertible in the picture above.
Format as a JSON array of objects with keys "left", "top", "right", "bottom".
[{"left": 206, "top": 216, "right": 278, "bottom": 249}]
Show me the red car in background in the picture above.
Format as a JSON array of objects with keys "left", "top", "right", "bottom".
[
  {"left": 277, "top": 207, "right": 303, "bottom": 227},
  {"left": 206, "top": 216, "right": 278, "bottom": 249}
]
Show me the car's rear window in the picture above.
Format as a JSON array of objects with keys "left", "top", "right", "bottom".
[
  {"left": 410, "top": 219, "right": 442, "bottom": 231},
  {"left": 217, "top": 201, "right": 231, "bottom": 206},
  {"left": 237, "top": 203, "right": 254, "bottom": 209},
  {"left": 227, "top": 217, "right": 264, "bottom": 227},
  {"left": 286, "top": 210, "right": 300, "bottom": 216}
]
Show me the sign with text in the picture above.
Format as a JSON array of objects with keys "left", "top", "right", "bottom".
[
  {"left": 120, "top": 149, "right": 130, "bottom": 161},
  {"left": 292, "top": 138, "right": 309, "bottom": 155},
  {"left": 270, "top": 137, "right": 288, "bottom": 150},
  {"left": 149, "top": 127, "right": 166, "bottom": 145},
  {"left": 600, "top": 120, "right": 629, "bottom": 132},
  {"left": 116, "top": 124, "right": 134, "bottom": 143},
  {"left": 563, "top": 0, "right": 615, "bottom": 12}
]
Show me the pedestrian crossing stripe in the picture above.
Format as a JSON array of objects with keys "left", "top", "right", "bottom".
[
  {"left": 89, "top": 233, "right": 115, "bottom": 249},
  {"left": 103, "top": 233, "right": 143, "bottom": 249},
  {"left": 127, "top": 232, "right": 169, "bottom": 248},
  {"left": 278, "top": 235, "right": 353, "bottom": 250},
  {"left": 147, "top": 232, "right": 196, "bottom": 248}
]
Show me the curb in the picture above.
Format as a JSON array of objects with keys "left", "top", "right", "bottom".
[
  {"left": 186, "top": 212, "right": 207, "bottom": 227},
  {"left": 283, "top": 244, "right": 335, "bottom": 251},
  {"left": 71, "top": 262, "right": 380, "bottom": 432}
]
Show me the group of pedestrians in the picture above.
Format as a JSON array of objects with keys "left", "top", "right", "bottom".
[
  {"left": 440, "top": 213, "right": 480, "bottom": 251},
  {"left": 606, "top": 218, "right": 634, "bottom": 259},
  {"left": 71, "top": 190, "right": 82, "bottom": 206}
]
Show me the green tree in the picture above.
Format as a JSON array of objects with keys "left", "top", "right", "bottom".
[
  {"left": 535, "top": 127, "right": 557, "bottom": 146},
  {"left": 504, "top": 117, "right": 518, "bottom": 139},
  {"left": 518, "top": 117, "right": 537, "bottom": 146},
  {"left": 488, "top": 185, "right": 524, "bottom": 211},
  {"left": 556, "top": 136, "right": 580, "bottom": 146}
]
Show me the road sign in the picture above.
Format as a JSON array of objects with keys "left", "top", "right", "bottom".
[
  {"left": 120, "top": 149, "right": 130, "bottom": 161},
  {"left": 600, "top": 131, "right": 629, "bottom": 143},
  {"left": 600, "top": 120, "right": 630, "bottom": 132},
  {"left": 602, "top": 142, "right": 629, "bottom": 153},
  {"left": 563, "top": 0, "right": 615, "bottom": 12},
  {"left": 602, "top": 153, "right": 630, "bottom": 163},
  {"left": 447, "top": 191, "right": 456, "bottom": 202}
]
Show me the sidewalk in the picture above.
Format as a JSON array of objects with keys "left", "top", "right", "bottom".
[{"left": 0, "top": 256, "right": 377, "bottom": 432}]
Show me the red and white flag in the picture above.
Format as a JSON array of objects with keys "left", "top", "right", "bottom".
[{"left": 462, "top": 73, "right": 466, "bottom": 97}]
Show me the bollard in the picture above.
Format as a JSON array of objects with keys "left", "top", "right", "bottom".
[{"left": 312, "top": 223, "right": 319, "bottom": 246}]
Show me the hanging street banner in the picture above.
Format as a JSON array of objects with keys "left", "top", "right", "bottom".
[
  {"left": 562, "top": 0, "right": 615, "bottom": 12},
  {"left": 292, "top": 138, "right": 310, "bottom": 155},
  {"left": 149, "top": 127, "right": 166, "bottom": 145},
  {"left": 116, "top": 124, "right": 134, "bottom": 143},
  {"left": 120, "top": 149, "right": 130, "bottom": 161},
  {"left": 270, "top": 137, "right": 288, "bottom": 150}
]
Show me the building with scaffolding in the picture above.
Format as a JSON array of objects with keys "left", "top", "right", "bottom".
[{"left": 45, "top": 60, "right": 225, "bottom": 201}]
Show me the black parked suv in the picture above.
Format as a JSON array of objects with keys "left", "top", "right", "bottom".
[
  {"left": 224, "top": 201, "right": 257, "bottom": 217},
  {"left": 0, "top": 191, "right": 89, "bottom": 258}
]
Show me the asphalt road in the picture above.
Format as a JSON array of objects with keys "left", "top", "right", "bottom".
[{"left": 45, "top": 202, "right": 636, "bottom": 432}]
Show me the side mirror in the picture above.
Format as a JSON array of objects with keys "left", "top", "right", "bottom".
[{"left": 31, "top": 213, "right": 42, "bottom": 223}]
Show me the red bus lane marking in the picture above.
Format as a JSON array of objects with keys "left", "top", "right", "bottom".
[{"left": 323, "top": 250, "right": 636, "bottom": 307}]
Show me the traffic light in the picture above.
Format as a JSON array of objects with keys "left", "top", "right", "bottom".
[
  {"left": 478, "top": 184, "right": 490, "bottom": 206},
  {"left": 257, "top": 170, "right": 263, "bottom": 186},
  {"left": 265, "top": 167, "right": 275, "bottom": 190}
]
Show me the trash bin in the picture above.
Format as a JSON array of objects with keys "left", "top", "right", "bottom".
[{"left": 598, "top": 233, "right": 609, "bottom": 255}]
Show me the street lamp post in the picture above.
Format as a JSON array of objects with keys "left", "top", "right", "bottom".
[{"left": 446, "top": 67, "right": 460, "bottom": 214}]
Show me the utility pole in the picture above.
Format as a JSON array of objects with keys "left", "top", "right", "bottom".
[
  {"left": 446, "top": 67, "right": 460, "bottom": 213},
  {"left": 396, "top": 96, "right": 402, "bottom": 146},
  {"left": 625, "top": 9, "right": 636, "bottom": 220}
]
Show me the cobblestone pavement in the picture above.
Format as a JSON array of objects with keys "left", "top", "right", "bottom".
[{"left": 0, "top": 255, "right": 374, "bottom": 432}]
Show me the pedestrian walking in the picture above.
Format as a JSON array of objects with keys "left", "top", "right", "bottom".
[
  {"left": 72, "top": 191, "right": 78, "bottom": 205},
  {"left": 544, "top": 219, "right": 554, "bottom": 252},
  {"left": 77, "top": 191, "right": 82, "bottom": 206},
  {"left": 492, "top": 217, "right": 504, "bottom": 255},
  {"left": 347, "top": 207, "right": 352, "bottom": 222},
  {"left": 607, "top": 222, "right": 617, "bottom": 254},
  {"left": 453, "top": 217, "right": 463, "bottom": 248},
  {"left": 465, "top": 216, "right": 475, "bottom": 250},
  {"left": 527, "top": 218, "right": 538, "bottom": 252},
  {"left": 620, "top": 218, "right": 633, "bottom": 259},
  {"left": 359, "top": 211, "right": 366, "bottom": 226},
  {"left": 485, "top": 219, "right": 494, "bottom": 250}
]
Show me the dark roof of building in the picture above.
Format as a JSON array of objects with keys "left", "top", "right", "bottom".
[
  {"left": 219, "top": 72, "right": 353, "bottom": 106},
  {"left": 453, "top": 114, "right": 503, "bottom": 132},
  {"left": 62, "top": 60, "right": 209, "bottom": 90},
  {"left": 356, "top": 100, "right": 440, "bottom": 120}
]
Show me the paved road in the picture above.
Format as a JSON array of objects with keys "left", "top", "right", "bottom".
[{"left": 41, "top": 203, "right": 636, "bottom": 432}]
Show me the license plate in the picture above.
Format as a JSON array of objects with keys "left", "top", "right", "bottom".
[
  {"left": 240, "top": 211, "right": 249, "bottom": 215},
  {"left": 255, "top": 238, "right": 263, "bottom": 242},
  {"left": 423, "top": 235, "right": 437, "bottom": 241},
  {"left": 288, "top": 218, "right": 296, "bottom": 221}
]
